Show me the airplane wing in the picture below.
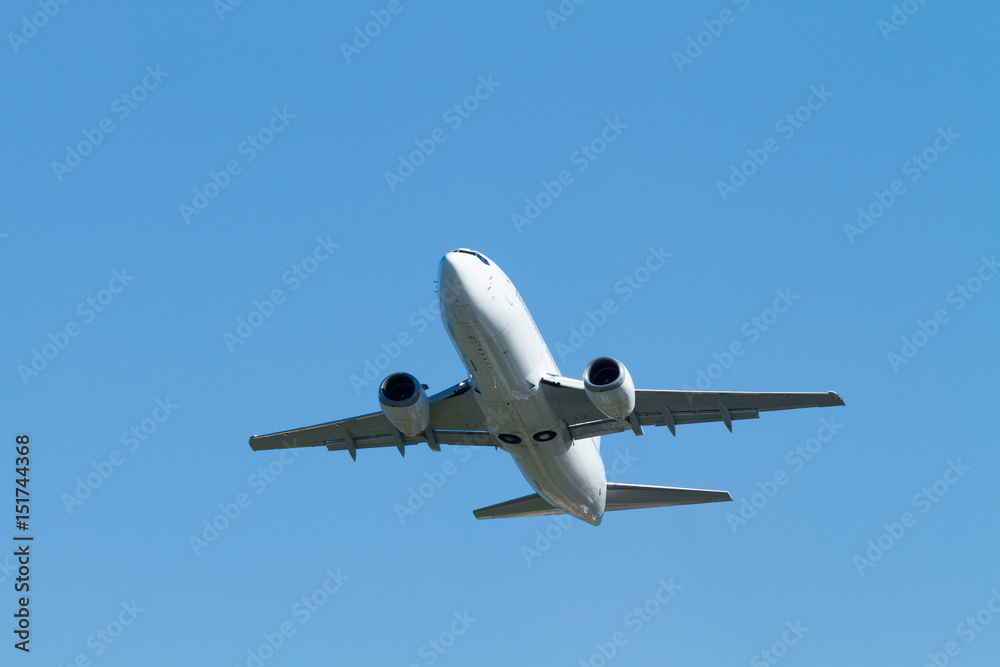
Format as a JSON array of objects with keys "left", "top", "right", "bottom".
[
  {"left": 539, "top": 375, "right": 844, "bottom": 439},
  {"left": 248, "top": 380, "right": 493, "bottom": 459}
]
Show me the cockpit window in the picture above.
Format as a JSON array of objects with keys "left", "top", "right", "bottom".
[{"left": 455, "top": 249, "right": 490, "bottom": 266}]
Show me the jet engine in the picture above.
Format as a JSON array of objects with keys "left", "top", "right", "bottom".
[
  {"left": 583, "top": 356, "right": 636, "bottom": 421},
  {"left": 378, "top": 372, "right": 430, "bottom": 436}
]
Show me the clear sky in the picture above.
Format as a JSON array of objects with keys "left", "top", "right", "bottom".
[{"left": 3, "top": 1, "right": 999, "bottom": 665}]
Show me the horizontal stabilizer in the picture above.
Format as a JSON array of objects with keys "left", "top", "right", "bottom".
[
  {"left": 473, "top": 493, "right": 562, "bottom": 519},
  {"left": 473, "top": 484, "right": 731, "bottom": 520},
  {"left": 605, "top": 483, "right": 731, "bottom": 510}
]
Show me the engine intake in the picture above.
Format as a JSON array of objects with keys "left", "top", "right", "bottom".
[
  {"left": 583, "top": 356, "right": 636, "bottom": 421},
  {"left": 378, "top": 372, "right": 430, "bottom": 436}
]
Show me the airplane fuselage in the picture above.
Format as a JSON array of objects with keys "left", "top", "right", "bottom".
[{"left": 439, "top": 250, "right": 607, "bottom": 525}]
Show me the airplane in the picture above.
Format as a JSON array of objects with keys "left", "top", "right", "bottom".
[{"left": 249, "top": 249, "right": 844, "bottom": 525}]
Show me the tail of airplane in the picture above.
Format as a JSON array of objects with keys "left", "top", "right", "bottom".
[{"left": 473, "top": 483, "right": 731, "bottom": 520}]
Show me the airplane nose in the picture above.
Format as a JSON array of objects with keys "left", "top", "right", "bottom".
[
  {"left": 438, "top": 251, "right": 474, "bottom": 305},
  {"left": 439, "top": 252, "right": 457, "bottom": 282},
  {"left": 438, "top": 253, "right": 460, "bottom": 305}
]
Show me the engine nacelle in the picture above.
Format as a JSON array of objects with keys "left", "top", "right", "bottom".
[
  {"left": 378, "top": 372, "right": 430, "bottom": 436},
  {"left": 583, "top": 356, "right": 636, "bottom": 421}
]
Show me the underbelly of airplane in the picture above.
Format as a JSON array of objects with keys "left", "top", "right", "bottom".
[
  {"left": 450, "top": 305, "right": 606, "bottom": 523},
  {"left": 473, "top": 387, "right": 606, "bottom": 524}
]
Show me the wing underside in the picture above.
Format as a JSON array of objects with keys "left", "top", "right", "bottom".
[
  {"left": 540, "top": 375, "right": 844, "bottom": 439},
  {"left": 248, "top": 380, "right": 494, "bottom": 458},
  {"left": 250, "top": 375, "right": 844, "bottom": 457}
]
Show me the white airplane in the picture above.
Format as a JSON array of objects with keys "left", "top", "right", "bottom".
[{"left": 250, "top": 249, "right": 844, "bottom": 525}]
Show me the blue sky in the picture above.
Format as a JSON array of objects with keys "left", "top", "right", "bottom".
[{"left": 3, "top": 1, "right": 998, "bottom": 665}]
